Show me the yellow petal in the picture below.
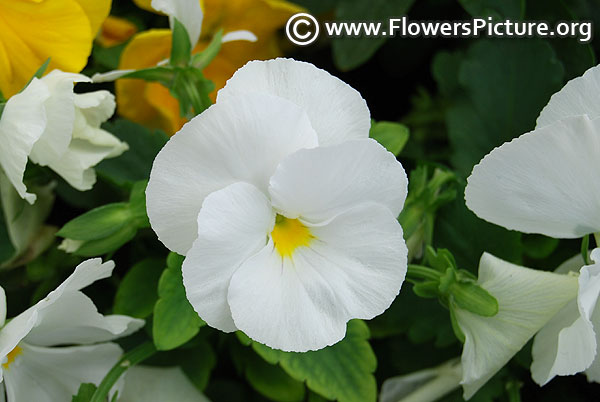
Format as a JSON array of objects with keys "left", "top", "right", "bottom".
[
  {"left": 74, "top": 0, "right": 112, "bottom": 35},
  {"left": 0, "top": 0, "right": 93, "bottom": 97},
  {"left": 97, "top": 16, "right": 138, "bottom": 47},
  {"left": 116, "top": 30, "right": 174, "bottom": 132},
  {"left": 132, "top": 0, "right": 155, "bottom": 12}
]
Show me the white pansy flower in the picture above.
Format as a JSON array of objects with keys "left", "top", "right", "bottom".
[
  {"left": 453, "top": 253, "right": 578, "bottom": 399},
  {"left": 531, "top": 249, "right": 600, "bottom": 385},
  {"left": 146, "top": 58, "right": 408, "bottom": 352},
  {"left": 0, "top": 70, "right": 128, "bottom": 204},
  {"left": 0, "top": 259, "right": 145, "bottom": 402},
  {"left": 464, "top": 63, "right": 600, "bottom": 386},
  {"left": 119, "top": 366, "right": 210, "bottom": 402}
]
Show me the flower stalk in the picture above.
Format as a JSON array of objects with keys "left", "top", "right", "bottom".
[{"left": 90, "top": 341, "right": 157, "bottom": 402}]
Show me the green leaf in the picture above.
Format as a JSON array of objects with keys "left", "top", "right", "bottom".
[
  {"left": 57, "top": 203, "right": 131, "bottom": 241},
  {"left": 97, "top": 119, "right": 169, "bottom": 187},
  {"left": 332, "top": 0, "right": 416, "bottom": 71},
  {"left": 170, "top": 18, "right": 192, "bottom": 66},
  {"left": 437, "top": 39, "right": 564, "bottom": 176},
  {"left": 243, "top": 347, "right": 306, "bottom": 402},
  {"left": 92, "top": 42, "right": 128, "bottom": 70},
  {"left": 191, "top": 29, "right": 223, "bottom": 69},
  {"left": 522, "top": 234, "right": 560, "bottom": 259},
  {"left": 177, "top": 340, "right": 217, "bottom": 391},
  {"left": 527, "top": 0, "right": 595, "bottom": 79},
  {"left": 153, "top": 253, "right": 204, "bottom": 350},
  {"left": 369, "top": 121, "right": 409, "bottom": 156},
  {"left": 72, "top": 224, "right": 137, "bottom": 257},
  {"left": 435, "top": 183, "right": 523, "bottom": 271},
  {"left": 120, "top": 66, "right": 175, "bottom": 84},
  {"left": 114, "top": 258, "right": 165, "bottom": 318},
  {"left": 246, "top": 320, "right": 377, "bottom": 402},
  {"left": 458, "top": 0, "right": 524, "bottom": 19},
  {"left": 33, "top": 58, "right": 51, "bottom": 80},
  {"left": 72, "top": 383, "right": 97, "bottom": 402},
  {"left": 129, "top": 181, "right": 150, "bottom": 227}
]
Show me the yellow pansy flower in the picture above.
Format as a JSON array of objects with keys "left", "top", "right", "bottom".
[
  {"left": 97, "top": 16, "right": 138, "bottom": 48},
  {"left": 117, "top": 0, "right": 304, "bottom": 135},
  {"left": 0, "top": 0, "right": 111, "bottom": 97}
]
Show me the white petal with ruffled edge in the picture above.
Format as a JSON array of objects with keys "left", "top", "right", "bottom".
[
  {"left": 42, "top": 259, "right": 115, "bottom": 305},
  {"left": 0, "top": 78, "right": 49, "bottom": 204},
  {"left": 465, "top": 115, "right": 600, "bottom": 238},
  {"left": 269, "top": 139, "right": 407, "bottom": 223},
  {"left": 531, "top": 249, "right": 600, "bottom": 384},
  {"left": 3, "top": 342, "right": 122, "bottom": 402},
  {"left": 217, "top": 58, "right": 371, "bottom": 146},
  {"left": 456, "top": 253, "right": 578, "bottom": 399},
  {"left": 151, "top": 0, "right": 203, "bottom": 48},
  {"left": 73, "top": 90, "right": 116, "bottom": 128},
  {"left": 119, "top": 366, "right": 210, "bottom": 402},
  {"left": 0, "top": 259, "right": 116, "bottom": 375},
  {"left": 227, "top": 203, "right": 406, "bottom": 352},
  {"left": 24, "top": 291, "right": 144, "bottom": 346},
  {"left": 146, "top": 93, "right": 318, "bottom": 255},
  {"left": 537, "top": 64, "right": 600, "bottom": 127},
  {"left": 29, "top": 71, "right": 88, "bottom": 166},
  {"left": 182, "top": 182, "right": 274, "bottom": 333}
]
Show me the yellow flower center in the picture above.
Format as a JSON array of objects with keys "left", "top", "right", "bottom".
[
  {"left": 2, "top": 346, "right": 23, "bottom": 370},
  {"left": 271, "top": 215, "right": 313, "bottom": 258}
]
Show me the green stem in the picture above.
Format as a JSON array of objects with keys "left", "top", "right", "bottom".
[
  {"left": 90, "top": 341, "right": 157, "bottom": 402},
  {"left": 407, "top": 264, "right": 443, "bottom": 281},
  {"left": 582, "top": 234, "right": 591, "bottom": 265}
]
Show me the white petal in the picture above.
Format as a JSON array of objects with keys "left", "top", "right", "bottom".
[
  {"left": 227, "top": 243, "right": 347, "bottom": 352},
  {"left": 0, "top": 259, "right": 115, "bottom": 375},
  {"left": 0, "top": 308, "right": 39, "bottom": 381},
  {"left": 456, "top": 253, "right": 578, "bottom": 399},
  {"left": 228, "top": 204, "right": 406, "bottom": 352},
  {"left": 0, "top": 78, "right": 50, "bottom": 204},
  {"left": 531, "top": 301, "right": 595, "bottom": 385},
  {"left": 379, "top": 359, "right": 462, "bottom": 402},
  {"left": 221, "top": 30, "right": 257, "bottom": 43},
  {"left": 465, "top": 115, "right": 600, "bottom": 238},
  {"left": 92, "top": 69, "right": 136, "bottom": 83},
  {"left": 217, "top": 58, "right": 371, "bottom": 146},
  {"left": 3, "top": 342, "right": 122, "bottom": 402},
  {"left": 182, "top": 182, "right": 274, "bottom": 333},
  {"left": 555, "top": 253, "right": 585, "bottom": 274},
  {"left": 74, "top": 90, "right": 116, "bottom": 127},
  {"left": 24, "top": 291, "right": 144, "bottom": 346},
  {"left": 152, "top": 0, "right": 203, "bottom": 47},
  {"left": 269, "top": 139, "right": 407, "bottom": 223},
  {"left": 305, "top": 202, "right": 407, "bottom": 319},
  {"left": 0, "top": 286, "right": 5, "bottom": 328},
  {"left": 537, "top": 64, "right": 600, "bottom": 127},
  {"left": 147, "top": 93, "right": 318, "bottom": 255},
  {"left": 42, "top": 258, "right": 115, "bottom": 304},
  {"left": 119, "top": 366, "right": 210, "bottom": 402},
  {"left": 29, "top": 71, "right": 87, "bottom": 166},
  {"left": 532, "top": 249, "right": 600, "bottom": 384},
  {"left": 48, "top": 137, "right": 122, "bottom": 191}
]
